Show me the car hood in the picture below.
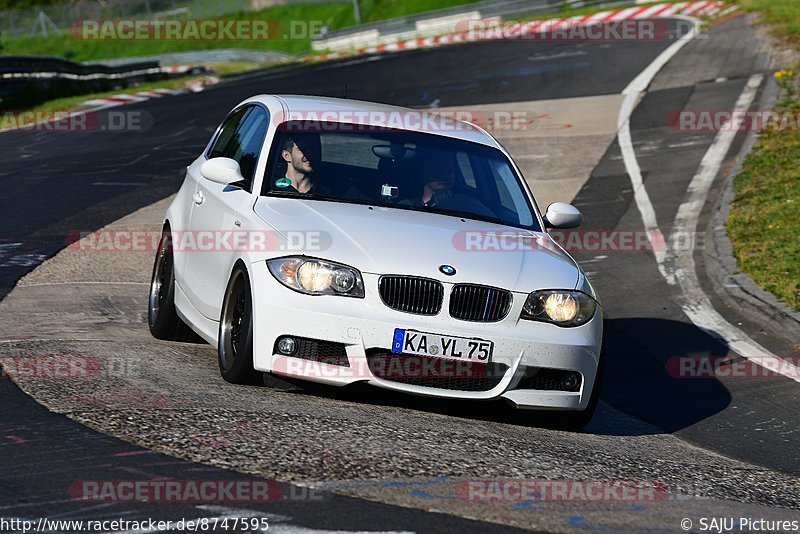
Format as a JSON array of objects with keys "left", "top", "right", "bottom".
[{"left": 252, "top": 198, "right": 580, "bottom": 292}]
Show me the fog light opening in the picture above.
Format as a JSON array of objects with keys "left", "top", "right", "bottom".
[
  {"left": 563, "top": 372, "right": 581, "bottom": 392},
  {"left": 277, "top": 336, "right": 297, "bottom": 355}
]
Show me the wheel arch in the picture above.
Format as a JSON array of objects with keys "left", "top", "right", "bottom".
[{"left": 217, "top": 258, "right": 262, "bottom": 384}]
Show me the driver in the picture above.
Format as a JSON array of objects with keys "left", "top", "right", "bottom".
[
  {"left": 403, "top": 151, "right": 457, "bottom": 208},
  {"left": 402, "top": 150, "right": 495, "bottom": 218}
]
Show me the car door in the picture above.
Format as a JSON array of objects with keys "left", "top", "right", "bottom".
[{"left": 184, "top": 105, "right": 269, "bottom": 320}]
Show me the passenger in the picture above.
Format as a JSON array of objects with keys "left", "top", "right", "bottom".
[{"left": 276, "top": 133, "right": 331, "bottom": 195}]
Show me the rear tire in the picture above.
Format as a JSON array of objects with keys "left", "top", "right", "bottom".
[
  {"left": 218, "top": 265, "right": 260, "bottom": 385},
  {"left": 148, "top": 230, "right": 196, "bottom": 342}
]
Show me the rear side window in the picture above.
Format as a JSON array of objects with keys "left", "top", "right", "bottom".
[{"left": 208, "top": 106, "right": 269, "bottom": 190}]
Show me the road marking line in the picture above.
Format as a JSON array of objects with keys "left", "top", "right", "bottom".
[
  {"left": 617, "top": 17, "right": 698, "bottom": 266},
  {"left": 616, "top": 25, "right": 800, "bottom": 380},
  {"left": 716, "top": 5, "right": 739, "bottom": 17},
  {"left": 663, "top": 73, "right": 800, "bottom": 381}
]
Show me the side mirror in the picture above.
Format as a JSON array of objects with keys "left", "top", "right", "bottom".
[
  {"left": 543, "top": 202, "right": 582, "bottom": 229},
  {"left": 200, "top": 157, "right": 244, "bottom": 185}
]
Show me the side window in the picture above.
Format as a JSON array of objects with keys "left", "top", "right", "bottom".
[
  {"left": 208, "top": 106, "right": 269, "bottom": 191},
  {"left": 233, "top": 108, "right": 269, "bottom": 187},
  {"left": 208, "top": 107, "right": 249, "bottom": 160}
]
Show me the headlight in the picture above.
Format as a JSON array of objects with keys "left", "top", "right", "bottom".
[
  {"left": 521, "top": 290, "right": 597, "bottom": 327},
  {"left": 267, "top": 257, "right": 364, "bottom": 297},
  {"left": 577, "top": 273, "right": 600, "bottom": 305}
]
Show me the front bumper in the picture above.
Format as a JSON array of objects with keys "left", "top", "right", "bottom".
[{"left": 251, "top": 268, "right": 602, "bottom": 410}]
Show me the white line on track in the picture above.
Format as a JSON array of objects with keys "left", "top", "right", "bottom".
[
  {"left": 617, "top": 17, "right": 699, "bottom": 266},
  {"left": 616, "top": 19, "right": 800, "bottom": 381},
  {"left": 663, "top": 73, "right": 800, "bottom": 381}
]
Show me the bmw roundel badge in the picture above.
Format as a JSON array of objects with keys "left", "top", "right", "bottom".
[{"left": 439, "top": 265, "right": 457, "bottom": 276}]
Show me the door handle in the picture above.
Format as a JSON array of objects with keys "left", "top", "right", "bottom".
[{"left": 192, "top": 191, "right": 204, "bottom": 205}]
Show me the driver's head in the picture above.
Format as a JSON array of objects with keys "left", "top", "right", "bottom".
[
  {"left": 421, "top": 150, "right": 455, "bottom": 191},
  {"left": 281, "top": 133, "right": 321, "bottom": 176}
]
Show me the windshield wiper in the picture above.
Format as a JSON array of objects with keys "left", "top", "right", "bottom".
[
  {"left": 425, "top": 208, "right": 507, "bottom": 227},
  {"left": 266, "top": 193, "right": 534, "bottom": 230},
  {"left": 266, "top": 191, "right": 349, "bottom": 204}
]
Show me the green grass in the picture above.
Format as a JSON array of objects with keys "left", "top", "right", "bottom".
[
  {"left": 0, "top": 0, "right": 482, "bottom": 62},
  {"left": 733, "top": 0, "right": 800, "bottom": 44},
  {"left": 725, "top": 1, "right": 800, "bottom": 311},
  {"left": 727, "top": 96, "right": 800, "bottom": 310}
]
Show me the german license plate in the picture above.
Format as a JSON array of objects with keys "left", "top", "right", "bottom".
[{"left": 391, "top": 328, "right": 493, "bottom": 362}]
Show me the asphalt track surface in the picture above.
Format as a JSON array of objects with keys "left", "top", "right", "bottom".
[{"left": 1, "top": 15, "right": 799, "bottom": 533}]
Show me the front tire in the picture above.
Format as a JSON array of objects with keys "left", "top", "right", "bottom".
[
  {"left": 148, "top": 230, "right": 196, "bottom": 341},
  {"left": 218, "top": 265, "right": 260, "bottom": 385}
]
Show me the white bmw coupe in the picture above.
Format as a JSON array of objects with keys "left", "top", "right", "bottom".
[{"left": 149, "top": 95, "right": 603, "bottom": 429}]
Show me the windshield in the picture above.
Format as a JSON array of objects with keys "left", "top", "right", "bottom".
[{"left": 262, "top": 122, "right": 541, "bottom": 232}]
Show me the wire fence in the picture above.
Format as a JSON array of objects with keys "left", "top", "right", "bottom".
[{"left": 0, "top": 0, "right": 345, "bottom": 39}]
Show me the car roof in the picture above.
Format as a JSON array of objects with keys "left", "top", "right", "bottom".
[{"left": 243, "top": 94, "right": 500, "bottom": 148}]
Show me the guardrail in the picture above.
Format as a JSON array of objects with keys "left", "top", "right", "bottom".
[
  {"left": 0, "top": 55, "right": 160, "bottom": 77},
  {"left": 0, "top": 55, "right": 196, "bottom": 107}
]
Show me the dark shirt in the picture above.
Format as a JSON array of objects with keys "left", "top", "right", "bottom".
[
  {"left": 279, "top": 179, "right": 332, "bottom": 196},
  {"left": 402, "top": 189, "right": 455, "bottom": 208}
]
